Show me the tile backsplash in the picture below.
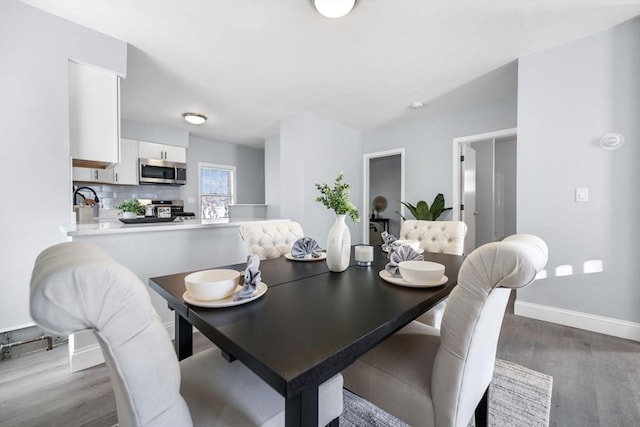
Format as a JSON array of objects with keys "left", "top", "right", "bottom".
[{"left": 73, "top": 183, "right": 182, "bottom": 217}]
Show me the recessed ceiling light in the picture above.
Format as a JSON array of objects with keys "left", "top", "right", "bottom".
[
  {"left": 183, "top": 113, "right": 207, "bottom": 125},
  {"left": 409, "top": 102, "right": 424, "bottom": 109},
  {"left": 314, "top": 0, "right": 356, "bottom": 18}
]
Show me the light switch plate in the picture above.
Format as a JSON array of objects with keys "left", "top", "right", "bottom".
[{"left": 576, "top": 187, "right": 589, "bottom": 202}]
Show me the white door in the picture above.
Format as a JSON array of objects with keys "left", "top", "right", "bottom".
[{"left": 461, "top": 145, "right": 477, "bottom": 256}]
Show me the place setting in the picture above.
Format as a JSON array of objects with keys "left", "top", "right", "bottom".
[
  {"left": 284, "top": 237, "right": 327, "bottom": 261},
  {"left": 182, "top": 254, "right": 267, "bottom": 307},
  {"left": 380, "top": 231, "right": 425, "bottom": 254},
  {"left": 379, "top": 233, "right": 447, "bottom": 288}
]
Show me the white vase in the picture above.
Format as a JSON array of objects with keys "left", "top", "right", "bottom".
[
  {"left": 326, "top": 214, "right": 351, "bottom": 272},
  {"left": 122, "top": 212, "right": 137, "bottom": 219}
]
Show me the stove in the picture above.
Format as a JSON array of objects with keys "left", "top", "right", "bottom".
[{"left": 139, "top": 199, "right": 196, "bottom": 218}]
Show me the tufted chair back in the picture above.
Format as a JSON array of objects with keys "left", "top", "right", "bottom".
[
  {"left": 432, "top": 234, "right": 548, "bottom": 426},
  {"left": 399, "top": 220, "right": 468, "bottom": 256},
  {"left": 239, "top": 221, "right": 305, "bottom": 260},
  {"left": 30, "top": 242, "right": 193, "bottom": 426}
]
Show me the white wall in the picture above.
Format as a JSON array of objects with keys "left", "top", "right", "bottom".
[
  {"left": 121, "top": 119, "right": 189, "bottom": 147},
  {"left": 264, "top": 134, "right": 281, "bottom": 219},
  {"left": 183, "top": 136, "right": 265, "bottom": 214},
  {"left": 269, "top": 112, "right": 363, "bottom": 247},
  {"left": 517, "top": 17, "right": 640, "bottom": 325},
  {"left": 0, "top": 1, "right": 127, "bottom": 332},
  {"left": 363, "top": 97, "right": 517, "bottom": 218}
]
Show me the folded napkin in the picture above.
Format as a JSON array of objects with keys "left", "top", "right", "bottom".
[
  {"left": 385, "top": 245, "right": 424, "bottom": 276},
  {"left": 291, "top": 237, "right": 323, "bottom": 259},
  {"left": 381, "top": 231, "right": 400, "bottom": 252},
  {"left": 234, "top": 254, "right": 261, "bottom": 301}
]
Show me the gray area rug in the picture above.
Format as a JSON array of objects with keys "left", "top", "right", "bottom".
[{"left": 340, "top": 359, "right": 553, "bottom": 427}]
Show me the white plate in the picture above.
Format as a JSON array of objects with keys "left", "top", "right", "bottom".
[
  {"left": 378, "top": 270, "right": 448, "bottom": 288},
  {"left": 285, "top": 252, "right": 327, "bottom": 262},
  {"left": 382, "top": 247, "right": 424, "bottom": 254},
  {"left": 183, "top": 282, "right": 268, "bottom": 307}
]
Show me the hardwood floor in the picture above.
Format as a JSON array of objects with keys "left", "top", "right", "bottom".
[{"left": 1, "top": 312, "right": 639, "bottom": 426}]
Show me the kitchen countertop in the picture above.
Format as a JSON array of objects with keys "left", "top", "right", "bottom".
[{"left": 61, "top": 217, "right": 288, "bottom": 237}]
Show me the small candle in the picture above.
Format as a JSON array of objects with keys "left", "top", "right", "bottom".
[{"left": 355, "top": 245, "right": 374, "bottom": 266}]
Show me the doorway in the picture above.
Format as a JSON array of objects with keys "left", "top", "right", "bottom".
[
  {"left": 452, "top": 128, "right": 517, "bottom": 254},
  {"left": 362, "top": 149, "right": 405, "bottom": 244}
]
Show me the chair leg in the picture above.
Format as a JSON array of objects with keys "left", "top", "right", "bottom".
[{"left": 474, "top": 386, "right": 488, "bottom": 427}]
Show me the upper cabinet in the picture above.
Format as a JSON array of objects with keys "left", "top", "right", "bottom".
[
  {"left": 139, "top": 141, "right": 186, "bottom": 163},
  {"left": 69, "top": 61, "right": 120, "bottom": 169}
]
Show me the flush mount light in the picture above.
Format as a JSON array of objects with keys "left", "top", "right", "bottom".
[
  {"left": 183, "top": 113, "right": 207, "bottom": 125},
  {"left": 313, "top": 0, "right": 356, "bottom": 18},
  {"left": 409, "top": 101, "right": 425, "bottom": 109}
]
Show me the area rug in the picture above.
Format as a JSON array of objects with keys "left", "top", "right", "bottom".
[{"left": 340, "top": 359, "right": 553, "bottom": 427}]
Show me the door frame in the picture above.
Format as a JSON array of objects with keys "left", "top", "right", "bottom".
[
  {"left": 362, "top": 148, "right": 405, "bottom": 244},
  {"left": 452, "top": 127, "right": 517, "bottom": 222}
]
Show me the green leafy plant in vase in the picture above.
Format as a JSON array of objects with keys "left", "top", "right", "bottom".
[
  {"left": 315, "top": 172, "right": 360, "bottom": 272},
  {"left": 116, "top": 199, "right": 146, "bottom": 219},
  {"left": 398, "top": 193, "right": 452, "bottom": 221}
]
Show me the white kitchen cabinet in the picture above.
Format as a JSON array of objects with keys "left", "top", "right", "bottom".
[
  {"left": 112, "top": 138, "right": 138, "bottom": 185},
  {"left": 73, "top": 167, "right": 113, "bottom": 183},
  {"left": 73, "top": 138, "right": 138, "bottom": 185},
  {"left": 139, "top": 141, "right": 186, "bottom": 163},
  {"left": 69, "top": 61, "right": 120, "bottom": 169}
]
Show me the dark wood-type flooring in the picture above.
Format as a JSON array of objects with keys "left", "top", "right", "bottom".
[{"left": 1, "top": 301, "right": 639, "bottom": 426}]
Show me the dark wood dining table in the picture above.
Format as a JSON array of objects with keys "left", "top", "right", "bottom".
[{"left": 149, "top": 245, "right": 464, "bottom": 427}]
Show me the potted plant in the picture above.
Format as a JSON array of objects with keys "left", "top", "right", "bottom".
[
  {"left": 116, "top": 199, "right": 146, "bottom": 219},
  {"left": 398, "top": 193, "right": 451, "bottom": 221},
  {"left": 315, "top": 172, "right": 360, "bottom": 272}
]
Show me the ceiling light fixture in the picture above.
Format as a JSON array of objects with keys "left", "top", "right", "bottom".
[
  {"left": 183, "top": 113, "right": 207, "bottom": 125},
  {"left": 409, "top": 101, "right": 425, "bottom": 109},
  {"left": 313, "top": 0, "right": 356, "bottom": 18}
]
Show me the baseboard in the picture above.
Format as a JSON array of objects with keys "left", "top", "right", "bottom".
[
  {"left": 69, "top": 321, "right": 176, "bottom": 373},
  {"left": 515, "top": 300, "right": 640, "bottom": 342}
]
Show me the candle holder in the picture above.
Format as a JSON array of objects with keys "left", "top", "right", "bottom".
[{"left": 355, "top": 245, "right": 374, "bottom": 267}]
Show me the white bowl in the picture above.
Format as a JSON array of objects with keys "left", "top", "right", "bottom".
[
  {"left": 184, "top": 269, "right": 240, "bottom": 301},
  {"left": 395, "top": 239, "right": 420, "bottom": 250},
  {"left": 398, "top": 261, "right": 445, "bottom": 285}
]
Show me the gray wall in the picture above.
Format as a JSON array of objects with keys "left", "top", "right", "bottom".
[
  {"left": 268, "top": 112, "right": 362, "bottom": 247},
  {"left": 495, "top": 138, "right": 517, "bottom": 239},
  {"left": 0, "top": 0, "right": 127, "bottom": 332},
  {"left": 517, "top": 17, "right": 640, "bottom": 323},
  {"left": 183, "top": 136, "right": 265, "bottom": 214},
  {"left": 121, "top": 119, "right": 189, "bottom": 147},
  {"left": 369, "top": 155, "right": 402, "bottom": 237},
  {"left": 363, "top": 97, "right": 518, "bottom": 220}
]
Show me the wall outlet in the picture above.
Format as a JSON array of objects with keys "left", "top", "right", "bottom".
[{"left": 576, "top": 187, "right": 589, "bottom": 202}]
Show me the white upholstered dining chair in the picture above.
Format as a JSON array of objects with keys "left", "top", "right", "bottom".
[
  {"left": 399, "top": 219, "right": 468, "bottom": 328},
  {"left": 30, "top": 241, "right": 343, "bottom": 427},
  {"left": 239, "top": 221, "right": 305, "bottom": 260},
  {"left": 342, "top": 234, "right": 548, "bottom": 427}
]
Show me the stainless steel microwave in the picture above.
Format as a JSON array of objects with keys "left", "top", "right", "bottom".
[{"left": 139, "top": 158, "right": 187, "bottom": 185}]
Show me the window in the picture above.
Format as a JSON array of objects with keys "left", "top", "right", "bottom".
[{"left": 199, "top": 163, "right": 236, "bottom": 219}]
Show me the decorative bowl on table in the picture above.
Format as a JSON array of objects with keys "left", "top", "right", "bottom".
[
  {"left": 184, "top": 269, "right": 240, "bottom": 301},
  {"left": 398, "top": 261, "right": 445, "bottom": 286}
]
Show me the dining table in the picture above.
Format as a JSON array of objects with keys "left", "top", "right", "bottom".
[{"left": 149, "top": 245, "right": 464, "bottom": 427}]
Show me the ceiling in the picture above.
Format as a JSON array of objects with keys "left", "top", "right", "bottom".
[{"left": 23, "top": 0, "right": 640, "bottom": 149}]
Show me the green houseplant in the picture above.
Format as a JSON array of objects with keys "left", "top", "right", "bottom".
[
  {"left": 115, "top": 199, "right": 146, "bottom": 218},
  {"left": 315, "top": 172, "right": 360, "bottom": 223},
  {"left": 315, "top": 173, "right": 359, "bottom": 272},
  {"left": 398, "top": 193, "right": 451, "bottom": 221}
]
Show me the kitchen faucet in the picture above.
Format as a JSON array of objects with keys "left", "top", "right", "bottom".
[{"left": 73, "top": 186, "right": 100, "bottom": 218}]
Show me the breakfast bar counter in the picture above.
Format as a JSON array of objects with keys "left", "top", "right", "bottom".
[{"left": 60, "top": 217, "right": 287, "bottom": 237}]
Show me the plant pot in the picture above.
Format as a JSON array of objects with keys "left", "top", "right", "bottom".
[
  {"left": 122, "top": 212, "right": 137, "bottom": 219},
  {"left": 326, "top": 214, "right": 351, "bottom": 272}
]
